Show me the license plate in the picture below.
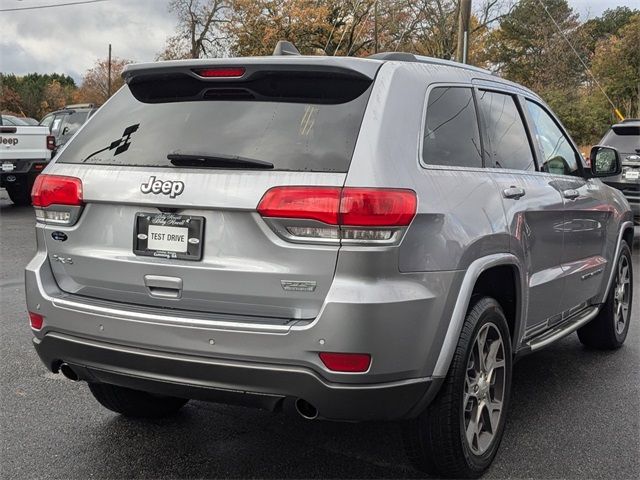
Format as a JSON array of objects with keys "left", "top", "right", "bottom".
[
  {"left": 624, "top": 170, "right": 639, "bottom": 180},
  {"left": 1, "top": 163, "right": 14, "bottom": 172},
  {"left": 134, "top": 213, "right": 204, "bottom": 261}
]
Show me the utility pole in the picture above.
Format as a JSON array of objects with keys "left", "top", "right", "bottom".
[
  {"left": 456, "top": 0, "right": 472, "bottom": 64},
  {"left": 374, "top": 1, "right": 379, "bottom": 54},
  {"left": 107, "top": 43, "right": 112, "bottom": 98}
]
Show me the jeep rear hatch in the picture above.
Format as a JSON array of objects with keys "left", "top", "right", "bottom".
[{"left": 43, "top": 60, "right": 379, "bottom": 322}]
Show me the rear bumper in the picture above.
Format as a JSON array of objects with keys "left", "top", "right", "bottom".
[
  {"left": 34, "top": 332, "right": 437, "bottom": 421},
  {"left": 25, "top": 231, "right": 461, "bottom": 421}
]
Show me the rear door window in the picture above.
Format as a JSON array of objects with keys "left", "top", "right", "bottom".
[
  {"left": 57, "top": 72, "right": 373, "bottom": 173},
  {"left": 477, "top": 90, "right": 535, "bottom": 171},
  {"left": 422, "top": 86, "right": 482, "bottom": 168},
  {"left": 59, "top": 111, "right": 89, "bottom": 145}
]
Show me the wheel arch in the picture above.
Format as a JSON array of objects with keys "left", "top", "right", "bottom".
[
  {"left": 432, "top": 253, "right": 526, "bottom": 378},
  {"left": 601, "top": 221, "right": 634, "bottom": 304}
]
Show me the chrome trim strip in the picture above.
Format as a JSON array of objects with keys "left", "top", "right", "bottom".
[
  {"left": 528, "top": 307, "right": 599, "bottom": 351},
  {"left": 49, "top": 295, "right": 295, "bottom": 333},
  {"left": 433, "top": 253, "right": 522, "bottom": 377}
]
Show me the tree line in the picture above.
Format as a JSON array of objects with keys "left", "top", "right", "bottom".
[{"left": 1, "top": 0, "right": 637, "bottom": 147}]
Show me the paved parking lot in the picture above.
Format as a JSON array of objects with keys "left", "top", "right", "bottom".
[{"left": 1, "top": 190, "right": 638, "bottom": 479}]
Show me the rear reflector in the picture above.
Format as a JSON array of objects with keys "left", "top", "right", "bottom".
[
  {"left": 193, "top": 67, "right": 246, "bottom": 78},
  {"left": 32, "top": 175, "right": 83, "bottom": 207},
  {"left": 29, "top": 312, "right": 44, "bottom": 330},
  {"left": 319, "top": 352, "right": 371, "bottom": 372}
]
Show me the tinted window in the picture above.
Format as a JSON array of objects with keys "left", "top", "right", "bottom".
[
  {"left": 1, "top": 115, "right": 27, "bottom": 126},
  {"left": 526, "top": 100, "right": 580, "bottom": 176},
  {"left": 601, "top": 126, "right": 640, "bottom": 154},
  {"left": 40, "top": 114, "right": 54, "bottom": 130},
  {"left": 59, "top": 111, "right": 90, "bottom": 144},
  {"left": 58, "top": 79, "right": 372, "bottom": 172},
  {"left": 477, "top": 90, "right": 534, "bottom": 171},
  {"left": 422, "top": 87, "right": 482, "bottom": 168}
]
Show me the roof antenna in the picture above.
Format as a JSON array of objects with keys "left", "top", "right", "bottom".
[{"left": 273, "top": 40, "right": 301, "bottom": 56}]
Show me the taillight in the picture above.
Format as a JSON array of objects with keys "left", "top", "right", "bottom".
[
  {"left": 319, "top": 352, "right": 371, "bottom": 372},
  {"left": 32, "top": 175, "right": 84, "bottom": 225},
  {"left": 29, "top": 312, "right": 44, "bottom": 330},
  {"left": 46, "top": 135, "right": 56, "bottom": 151},
  {"left": 257, "top": 187, "right": 341, "bottom": 224},
  {"left": 193, "top": 67, "right": 246, "bottom": 78},
  {"left": 257, "top": 186, "right": 416, "bottom": 245}
]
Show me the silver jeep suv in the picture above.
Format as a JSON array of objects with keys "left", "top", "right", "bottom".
[{"left": 26, "top": 51, "right": 634, "bottom": 478}]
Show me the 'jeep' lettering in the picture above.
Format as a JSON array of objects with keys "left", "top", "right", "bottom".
[
  {"left": 140, "top": 176, "right": 184, "bottom": 198},
  {"left": 0, "top": 137, "right": 19, "bottom": 146}
]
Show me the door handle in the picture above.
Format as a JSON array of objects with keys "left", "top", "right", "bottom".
[
  {"left": 563, "top": 189, "right": 580, "bottom": 200},
  {"left": 502, "top": 186, "right": 526, "bottom": 199}
]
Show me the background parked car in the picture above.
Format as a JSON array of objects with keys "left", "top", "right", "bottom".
[
  {"left": 599, "top": 119, "right": 640, "bottom": 224},
  {"left": 19, "top": 117, "right": 40, "bottom": 125},
  {"left": 1, "top": 114, "right": 29, "bottom": 126},
  {"left": 0, "top": 114, "right": 54, "bottom": 205},
  {"left": 40, "top": 103, "right": 98, "bottom": 154}
]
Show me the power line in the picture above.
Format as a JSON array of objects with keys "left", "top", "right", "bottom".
[
  {"left": 534, "top": 0, "right": 624, "bottom": 121},
  {"left": 0, "top": 0, "right": 108, "bottom": 12}
]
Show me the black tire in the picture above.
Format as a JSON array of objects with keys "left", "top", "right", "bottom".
[
  {"left": 578, "top": 241, "right": 633, "bottom": 349},
  {"left": 6, "top": 185, "right": 32, "bottom": 206},
  {"left": 88, "top": 383, "right": 188, "bottom": 418},
  {"left": 403, "top": 297, "right": 513, "bottom": 478}
]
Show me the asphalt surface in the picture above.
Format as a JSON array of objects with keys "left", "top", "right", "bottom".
[{"left": 1, "top": 189, "right": 638, "bottom": 480}]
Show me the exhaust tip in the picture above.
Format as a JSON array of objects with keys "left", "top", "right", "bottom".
[
  {"left": 59, "top": 363, "right": 79, "bottom": 381},
  {"left": 295, "top": 398, "right": 318, "bottom": 420}
]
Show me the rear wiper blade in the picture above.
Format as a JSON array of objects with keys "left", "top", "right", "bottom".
[{"left": 167, "top": 153, "right": 274, "bottom": 169}]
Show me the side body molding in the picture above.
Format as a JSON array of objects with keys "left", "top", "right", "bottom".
[{"left": 432, "top": 253, "right": 526, "bottom": 378}]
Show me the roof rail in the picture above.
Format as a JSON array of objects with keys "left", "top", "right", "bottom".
[
  {"left": 64, "top": 103, "right": 95, "bottom": 109},
  {"left": 367, "top": 52, "right": 495, "bottom": 76},
  {"left": 620, "top": 118, "right": 640, "bottom": 123},
  {"left": 273, "top": 40, "right": 301, "bottom": 56}
]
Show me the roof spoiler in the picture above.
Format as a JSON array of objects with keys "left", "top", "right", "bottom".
[{"left": 273, "top": 40, "right": 300, "bottom": 56}]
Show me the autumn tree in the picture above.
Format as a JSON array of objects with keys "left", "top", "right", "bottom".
[
  {"left": 158, "top": 0, "right": 230, "bottom": 59},
  {"left": 75, "top": 57, "right": 132, "bottom": 105},
  {"left": 39, "top": 80, "right": 73, "bottom": 114}
]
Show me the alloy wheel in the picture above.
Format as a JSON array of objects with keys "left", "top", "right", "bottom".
[
  {"left": 463, "top": 322, "right": 506, "bottom": 456},
  {"left": 613, "top": 254, "right": 631, "bottom": 335}
]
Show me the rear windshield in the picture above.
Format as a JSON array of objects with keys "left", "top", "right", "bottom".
[
  {"left": 601, "top": 126, "right": 640, "bottom": 153},
  {"left": 57, "top": 72, "right": 373, "bottom": 172}
]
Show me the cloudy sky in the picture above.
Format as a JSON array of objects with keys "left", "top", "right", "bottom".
[{"left": 0, "top": 0, "right": 636, "bottom": 83}]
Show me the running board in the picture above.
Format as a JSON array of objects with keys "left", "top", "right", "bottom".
[{"left": 524, "top": 306, "right": 600, "bottom": 352}]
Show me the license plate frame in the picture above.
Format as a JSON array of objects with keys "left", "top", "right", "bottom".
[
  {"left": 134, "top": 213, "right": 205, "bottom": 261},
  {"left": 624, "top": 170, "right": 639, "bottom": 180},
  {"left": 1, "top": 163, "right": 15, "bottom": 172}
]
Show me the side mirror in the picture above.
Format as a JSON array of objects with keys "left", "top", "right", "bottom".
[
  {"left": 61, "top": 126, "right": 69, "bottom": 136},
  {"left": 589, "top": 145, "right": 621, "bottom": 178}
]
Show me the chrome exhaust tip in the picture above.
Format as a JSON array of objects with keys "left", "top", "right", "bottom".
[{"left": 295, "top": 398, "right": 318, "bottom": 420}]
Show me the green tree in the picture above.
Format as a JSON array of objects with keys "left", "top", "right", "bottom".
[
  {"left": 485, "top": 0, "right": 584, "bottom": 91},
  {"left": 591, "top": 14, "right": 640, "bottom": 120}
]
